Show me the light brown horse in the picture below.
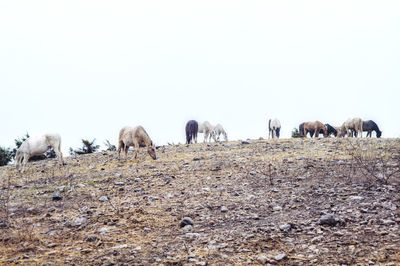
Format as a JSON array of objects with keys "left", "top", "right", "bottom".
[
  {"left": 338, "top": 118, "right": 363, "bottom": 138},
  {"left": 118, "top": 126, "right": 157, "bottom": 160},
  {"left": 303, "top": 121, "right": 327, "bottom": 138}
]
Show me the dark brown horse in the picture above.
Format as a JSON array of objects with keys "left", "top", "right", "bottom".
[
  {"left": 185, "top": 120, "right": 198, "bottom": 144},
  {"left": 303, "top": 121, "right": 327, "bottom": 138}
]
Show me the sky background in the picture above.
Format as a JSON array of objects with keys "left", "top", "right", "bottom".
[{"left": 1, "top": 1, "right": 399, "bottom": 155}]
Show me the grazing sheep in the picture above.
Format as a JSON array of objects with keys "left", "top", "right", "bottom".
[
  {"left": 15, "top": 133, "right": 64, "bottom": 172},
  {"left": 118, "top": 126, "right": 156, "bottom": 160}
]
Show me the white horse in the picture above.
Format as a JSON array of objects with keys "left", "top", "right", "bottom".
[
  {"left": 338, "top": 118, "right": 363, "bottom": 138},
  {"left": 15, "top": 133, "right": 64, "bottom": 172},
  {"left": 198, "top": 121, "right": 217, "bottom": 142},
  {"left": 213, "top": 124, "right": 228, "bottom": 142},
  {"left": 268, "top": 118, "right": 281, "bottom": 139}
]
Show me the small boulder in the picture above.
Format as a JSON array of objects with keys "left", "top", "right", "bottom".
[
  {"left": 180, "top": 217, "right": 194, "bottom": 228},
  {"left": 52, "top": 191, "right": 62, "bottom": 201}
]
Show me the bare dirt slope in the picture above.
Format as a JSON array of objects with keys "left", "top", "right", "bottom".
[{"left": 1, "top": 138, "right": 400, "bottom": 265}]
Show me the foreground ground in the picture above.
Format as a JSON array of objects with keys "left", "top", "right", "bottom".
[{"left": 1, "top": 138, "right": 400, "bottom": 265}]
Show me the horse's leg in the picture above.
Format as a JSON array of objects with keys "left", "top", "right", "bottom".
[
  {"left": 21, "top": 153, "right": 29, "bottom": 173},
  {"left": 117, "top": 141, "right": 123, "bottom": 159},
  {"left": 134, "top": 141, "right": 139, "bottom": 159},
  {"left": 124, "top": 145, "right": 129, "bottom": 159},
  {"left": 55, "top": 147, "right": 64, "bottom": 165}
]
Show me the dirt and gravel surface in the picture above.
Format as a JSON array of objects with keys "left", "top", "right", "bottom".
[{"left": 1, "top": 138, "right": 400, "bottom": 265}]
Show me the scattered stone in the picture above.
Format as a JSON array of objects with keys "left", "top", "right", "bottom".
[
  {"left": 349, "top": 196, "right": 364, "bottom": 200},
  {"left": 381, "top": 219, "right": 396, "bottom": 225},
  {"left": 273, "top": 206, "right": 282, "bottom": 211},
  {"left": 74, "top": 217, "right": 86, "bottom": 226},
  {"left": 86, "top": 236, "right": 97, "bottom": 242},
  {"left": 274, "top": 253, "right": 287, "bottom": 261},
  {"left": 99, "top": 196, "right": 109, "bottom": 202},
  {"left": 114, "top": 181, "right": 124, "bottom": 186},
  {"left": 241, "top": 140, "right": 250, "bottom": 145},
  {"left": 279, "top": 224, "right": 291, "bottom": 231},
  {"left": 257, "top": 254, "right": 269, "bottom": 264},
  {"left": 115, "top": 173, "right": 122, "bottom": 178},
  {"left": 183, "top": 225, "right": 193, "bottom": 232},
  {"left": 320, "top": 213, "right": 340, "bottom": 226},
  {"left": 180, "top": 217, "right": 194, "bottom": 227},
  {"left": 221, "top": 206, "right": 228, "bottom": 212},
  {"left": 52, "top": 191, "right": 62, "bottom": 201}
]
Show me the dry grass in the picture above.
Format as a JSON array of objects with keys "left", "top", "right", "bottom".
[{"left": 0, "top": 138, "right": 399, "bottom": 265}]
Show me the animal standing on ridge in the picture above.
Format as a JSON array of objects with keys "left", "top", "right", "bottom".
[
  {"left": 338, "top": 118, "right": 363, "bottom": 138},
  {"left": 307, "top": 123, "right": 338, "bottom": 138},
  {"left": 198, "top": 121, "right": 217, "bottom": 143},
  {"left": 302, "top": 121, "right": 328, "bottom": 138},
  {"left": 118, "top": 126, "right": 156, "bottom": 160},
  {"left": 268, "top": 119, "right": 281, "bottom": 139},
  {"left": 15, "top": 133, "right": 64, "bottom": 172},
  {"left": 213, "top": 124, "right": 228, "bottom": 142},
  {"left": 361, "top": 120, "right": 382, "bottom": 138},
  {"left": 185, "top": 120, "right": 198, "bottom": 144}
]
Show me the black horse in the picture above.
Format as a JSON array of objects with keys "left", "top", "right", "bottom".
[
  {"left": 185, "top": 120, "right": 198, "bottom": 144},
  {"left": 299, "top": 123, "right": 337, "bottom": 137},
  {"left": 363, "top": 120, "right": 382, "bottom": 138}
]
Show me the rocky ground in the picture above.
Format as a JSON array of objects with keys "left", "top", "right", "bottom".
[{"left": 0, "top": 138, "right": 400, "bottom": 265}]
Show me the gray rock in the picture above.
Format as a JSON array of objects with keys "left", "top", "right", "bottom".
[
  {"left": 114, "top": 181, "right": 125, "bottom": 186},
  {"left": 349, "top": 196, "right": 364, "bottom": 200},
  {"left": 183, "top": 225, "right": 193, "bottom": 232},
  {"left": 221, "top": 206, "right": 228, "bottom": 212},
  {"left": 74, "top": 217, "right": 86, "bottom": 226},
  {"left": 180, "top": 217, "right": 194, "bottom": 227},
  {"left": 257, "top": 254, "right": 269, "bottom": 263},
  {"left": 115, "top": 173, "right": 122, "bottom": 178},
  {"left": 52, "top": 191, "right": 63, "bottom": 201},
  {"left": 273, "top": 206, "right": 282, "bottom": 211},
  {"left": 99, "top": 196, "right": 109, "bottom": 202},
  {"left": 382, "top": 219, "right": 396, "bottom": 225},
  {"left": 279, "top": 224, "right": 291, "bottom": 231},
  {"left": 274, "top": 253, "right": 287, "bottom": 261},
  {"left": 86, "top": 235, "right": 97, "bottom": 242},
  {"left": 320, "top": 213, "right": 339, "bottom": 226}
]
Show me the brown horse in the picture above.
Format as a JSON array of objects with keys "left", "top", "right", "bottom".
[{"left": 303, "top": 121, "right": 327, "bottom": 138}]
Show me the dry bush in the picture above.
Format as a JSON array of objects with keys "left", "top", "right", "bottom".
[{"left": 345, "top": 139, "right": 400, "bottom": 185}]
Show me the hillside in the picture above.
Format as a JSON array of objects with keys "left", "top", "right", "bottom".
[{"left": 1, "top": 138, "right": 400, "bottom": 265}]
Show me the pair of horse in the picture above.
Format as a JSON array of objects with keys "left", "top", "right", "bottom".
[
  {"left": 299, "top": 121, "right": 331, "bottom": 138},
  {"left": 15, "top": 125, "right": 158, "bottom": 172},
  {"left": 185, "top": 120, "right": 228, "bottom": 144},
  {"left": 338, "top": 118, "right": 381, "bottom": 138}
]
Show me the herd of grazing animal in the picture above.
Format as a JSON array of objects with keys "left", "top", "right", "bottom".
[{"left": 13, "top": 117, "right": 382, "bottom": 172}]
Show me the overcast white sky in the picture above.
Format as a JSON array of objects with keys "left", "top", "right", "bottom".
[{"left": 1, "top": 1, "right": 399, "bottom": 155}]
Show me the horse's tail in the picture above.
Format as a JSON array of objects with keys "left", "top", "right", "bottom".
[{"left": 186, "top": 125, "right": 191, "bottom": 144}]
